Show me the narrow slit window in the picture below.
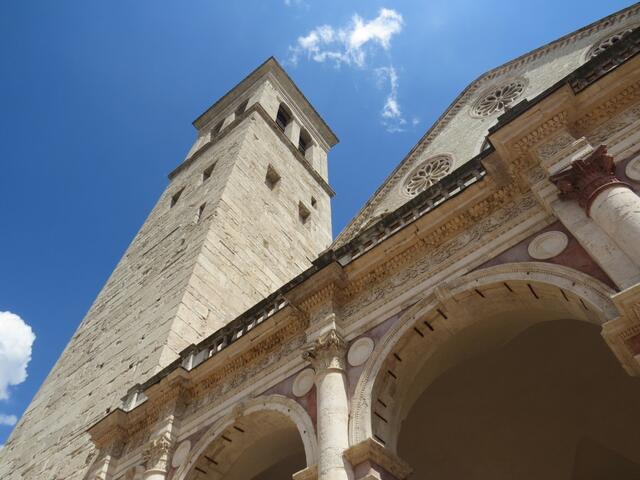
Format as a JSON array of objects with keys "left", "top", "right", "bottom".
[
  {"left": 265, "top": 165, "right": 281, "bottom": 190},
  {"left": 299, "top": 201, "right": 311, "bottom": 224},
  {"left": 202, "top": 162, "right": 216, "bottom": 182},
  {"left": 170, "top": 188, "right": 184, "bottom": 208},
  {"left": 311, "top": 196, "right": 317, "bottom": 208}
]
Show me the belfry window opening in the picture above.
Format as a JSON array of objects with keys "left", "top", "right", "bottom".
[{"left": 276, "top": 104, "right": 292, "bottom": 132}]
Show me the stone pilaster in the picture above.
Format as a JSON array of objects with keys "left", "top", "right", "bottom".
[
  {"left": 550, "top": 145, "right": 640, "bottom": 264},
  {"left": 602, "top": 284, "right": 640, "bottom": 376},
  {"left": 344, "top": 438, "right": 412, "bottom": 480},
  {"left": 303, "top": 329, "right": 352, "bottom": 480},
  {"left": 87, "top": 410, "right": 128, "bottom": 480}
]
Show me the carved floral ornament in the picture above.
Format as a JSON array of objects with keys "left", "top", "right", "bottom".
[
  {"left": 471, "top": 78, "right": 527, "bottom": 118},
  {"left": 549, "top": 145, "right": 630, "bottom": 215},
  {"left": 403, "top": 155, "right": 452, "bottom": 197}
]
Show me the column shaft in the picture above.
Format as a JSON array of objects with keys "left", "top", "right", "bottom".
[
  {"left": 316, "top": 368, "right": 351, "bottom": 480},
  {"left": 590, "top": 185, "right": 640, "bottom": 263}
]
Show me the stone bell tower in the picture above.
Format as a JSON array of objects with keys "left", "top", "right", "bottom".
[{"left": 0, "top": 57, "right": 338, "bottom": 480}]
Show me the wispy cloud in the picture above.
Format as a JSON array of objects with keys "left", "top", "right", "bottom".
[
  {"left": 376, "top": 65, "right": 408, "bottom": 132},
  {"left": 284, "top": 0, "right": 306, "bottom": 7},
  {"left": 0, "top": 414, "right": 17, "bottom": 427},
  {"left": 289, "top": 8, "right": 411, "bottom": 132},
  {"left": 289, "top": 8, "right": 403, "bottom": 67}
]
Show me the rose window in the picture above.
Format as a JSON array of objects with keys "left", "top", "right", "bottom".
[
  {"left": 472, "top": 80, "right": 526, "bottom": 117},
  {"left": 588, "top": 26, "right": 636, "bottom": 59},
  {"left": 403, "top": 156, "right": 452, "bottom": 197}
]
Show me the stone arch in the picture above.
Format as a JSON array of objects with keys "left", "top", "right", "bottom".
[
  {"left": 349, "top": 262, "right": 618, "bottom": 450},
  {"left": 174, "top": 394, "right": 317, "bottom": 480}
]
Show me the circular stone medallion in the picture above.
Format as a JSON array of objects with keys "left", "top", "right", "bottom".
[
  {"left": 292, "top": 368, "right": 315, "bottom": 397},
  {"left": 348, "top": 337, "right": 375, "bottom": 367},
  {"left": 171, "top": 440, "right": 191, "bottom": 468},
  {"left": 625, "top": 156, "right": 640, "bottom": 182},
  {"left": 527, "top": 231, "right": 569, "bottom": 260}
]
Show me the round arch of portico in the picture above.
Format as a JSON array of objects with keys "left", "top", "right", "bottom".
[
  {"left": 173, "top": 394, "right": 318, "bottom": 480},
  {"left": 349, "top": 262, "right": 619, "bottom": 450}
]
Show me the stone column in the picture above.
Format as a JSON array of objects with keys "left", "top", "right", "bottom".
[
  {"left": 550, "top": 145, "right": 640, "bottom": 263},
  {"left": 142, "top": 434, "right": 172, "bottom": 480},
  {"left": 304, "top": 329, "right": 352, "bottom": 480}
]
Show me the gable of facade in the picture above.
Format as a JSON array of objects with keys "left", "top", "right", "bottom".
[{"left": 334, "top": 3, "right": 640, "bottom": 246}]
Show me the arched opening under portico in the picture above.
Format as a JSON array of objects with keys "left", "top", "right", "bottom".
[
  {"left": 358, "top": 265, "right": 640, "bottom": 479},
  {"left": 178, "top": 397, "right": 314, "bottom": 480}
]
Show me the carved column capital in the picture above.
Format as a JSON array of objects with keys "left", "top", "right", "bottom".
[
  {"left": 303, "top": 329, "right": 347, "bottom": 372},
  {"left": 142, "top": 433, "right": 173, "bottom": 474},
  {"left": 549, "top": 145, "right": 630, "bottom": 215}
]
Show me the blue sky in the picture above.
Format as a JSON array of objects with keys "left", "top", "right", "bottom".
[{"left": 0, "top": 0, "right": 632, "bottom": 445}]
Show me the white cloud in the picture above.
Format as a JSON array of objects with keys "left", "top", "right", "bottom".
[
  {"left": 0, "top": 311, "right": 35, "bottom": 401},
  {"left": 376, "top": 66, "right": 407, "bottom": 132},
  {"left": 289, "top": 8, "right": 403, "bottom": 67},
  {"left": 0, "top": 414, "right": 17, "bottom": 426},
  {"left": 288, "top": 8, "right": 414, "bottom": 133}
]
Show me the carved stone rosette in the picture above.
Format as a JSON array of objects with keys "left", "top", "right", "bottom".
[
  {"left": 303, "top": 329, "right": 347, "bottom": 372},
  {"left": 549, "top": 145, "right": 630, "bottom": 215},
  {"left": 142, "top": 434, "right": 173, "bottom": 474}
]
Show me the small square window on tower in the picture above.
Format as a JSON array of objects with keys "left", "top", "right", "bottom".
[
  {"left": 195, "top": 203, "right": 206, "bottom": 223},
  {"left": 299, "top": 201, "right": 311, "bottom": 224},
  {"left": 170, "top": 188, "right": 184, "bottom": 208},
  {"left": 311, "top": 196, "right": 317, "bottom": 208},
  {"left": 202, "top": 162, "right": 216, "bottom": 182},
  {"left": 212, "top": 120, "right": 224, "bottom": 136},
  {"left": 265, "top": 164, "right": 281, "bottom": 190},
  {"left": 235, "top": 99, "right": 249, "bottom": 117}
]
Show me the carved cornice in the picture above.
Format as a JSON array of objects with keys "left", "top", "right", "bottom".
[
  {"left": 343, "top": 182, "right": 522, "bottom": 300},
  {"left": 513, "top": 112, "right": 570, "bottom": 154},
  {"left": 549, "top": 145, "right": 630, "bottom": 214},
  {"left": 303, "top": 329, "right": 347, "bottom": 372},
  {"left": 344, "top": 438, "right": 413, "bottom": 480}
]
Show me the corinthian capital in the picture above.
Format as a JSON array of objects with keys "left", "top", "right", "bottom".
[
  {"left": 142, "top": 433, "right": 173, "bottom": 473},
  {"left": 549, "top": 145, "right": 630, "bottom": 215},
  {"left": 303, "top": 329, "right": 347, "bottom": 372}
]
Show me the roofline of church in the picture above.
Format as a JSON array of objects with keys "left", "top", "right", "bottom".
[
  {"left": 191, "top": 56, "right": 339, "bottom": 147},
  {"left": 333, "top": 2, "right": 640, "bottom": 246}
]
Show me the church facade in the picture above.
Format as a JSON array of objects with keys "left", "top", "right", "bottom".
[{"left": 3, "top": 4, "right": 640, "bottom": 479}]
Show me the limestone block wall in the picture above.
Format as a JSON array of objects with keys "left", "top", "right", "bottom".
[{"left": 0, "top": 103, "right": 332, "bottom": 480}]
